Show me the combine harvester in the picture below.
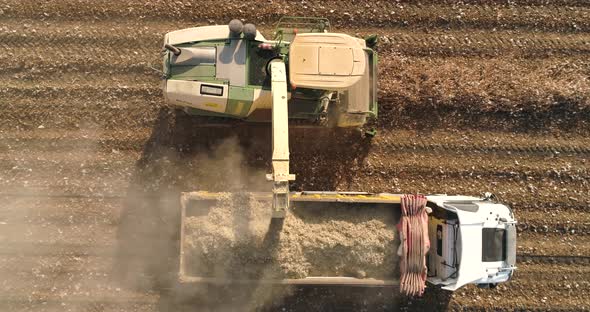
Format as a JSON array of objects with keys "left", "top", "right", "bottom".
[{"left": 161, "top": 17, "right": 517, "bottom": 296}]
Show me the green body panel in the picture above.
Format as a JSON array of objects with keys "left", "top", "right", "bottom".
[
  {"left": 226, "top": 86, "right": 254, "bottom": 117},
  {"left": 170, "top": 65, "right": 215, "bottom": 79},
  {"left": 185, "top": 107, "right": 239, "bottom": 118}
]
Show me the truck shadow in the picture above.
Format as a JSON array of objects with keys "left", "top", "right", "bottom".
[
  {"left": 262, "top": 285, "right": 453, "bottom": 312},
  {"left": 114, "top": 107, "right": 377, "bottom": 310},
  {"left": 156, "top": 284, "right": 452, "bottom": 312}
]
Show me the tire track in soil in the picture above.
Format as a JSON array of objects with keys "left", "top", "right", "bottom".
[
  {"left": 2, "top": 1, "right": 590, "bottom": 32},
  {"left": 3, "top": 127, "right": 590, "bottom": 153},
  {"left": 1, "top": 145, "right": 588, "bottom": 203},
  {"left": 1, "top": 200, "right": 588, "bottom": 310},
  {"left": 2, "top": 151, "right": 587, "bottom": 183},
  {"left": 2, "top": 93, "right": 589, "bottom": 133},
  {"left": 2, "top": 25, "right": 590, "bottom": 57},
  {"left": 0, "top": 261, "right": 587, "bottom": 311},
  {"left": 1, "top": 127, "right": 588, "bottom": 214}
]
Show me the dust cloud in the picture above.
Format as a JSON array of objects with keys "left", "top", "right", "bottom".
[
  {"left": 0, "top": 116, "right": 397, "bottom": 311},
  {"left": 0, "top": 124, "right": 155, "bottom": 311},
  {"left": 115, "top": 133, "right": 301, "bottom": 311}
]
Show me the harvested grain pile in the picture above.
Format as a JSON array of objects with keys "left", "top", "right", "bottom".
[{"left": 183, "top": 193, "right": 399, "bottom": 280}]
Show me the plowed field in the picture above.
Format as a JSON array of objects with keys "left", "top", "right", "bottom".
[{"left": 0, "top": 1, "right": 589, "bottom": 311}]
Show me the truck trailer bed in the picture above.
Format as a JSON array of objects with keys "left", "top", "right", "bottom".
[{"left": 179, "top": 192, "right": 404, "bottom": 286}]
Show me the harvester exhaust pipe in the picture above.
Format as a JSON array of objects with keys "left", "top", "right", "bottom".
[
  {"left": 228, "top": 19, "right": 244, "bottom": 37},
  {"left": 243, "top": 23, "right": 257, "bottom": 40},
  {"left": 229, "top": 19, "right": 257, "bottom": 40},
  {"left": 164, "top": 44, "right": 181, "bottom": 56}
]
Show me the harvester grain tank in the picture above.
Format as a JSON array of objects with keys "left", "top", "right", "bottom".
[{"left": 161, "top": 17, "right": 517, "bottom": 295}]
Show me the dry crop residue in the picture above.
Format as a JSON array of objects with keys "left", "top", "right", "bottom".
[
  {"left": 183, "top": 193, "right": 397, "bottom": 280},
  {"left": 1, "top": 0, "right": 590, "bottom": 310}
]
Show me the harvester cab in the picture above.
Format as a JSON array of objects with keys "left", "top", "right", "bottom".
[{"left": 160, "top": 18, "right": 517, "bottom": 296}]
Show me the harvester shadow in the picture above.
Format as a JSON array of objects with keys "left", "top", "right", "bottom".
[
  {"left": 114, "top": 107, "right": 378, "bottom": 311},
  {"left": 288, "top": 127, "right": 373, "bottom": 191}
]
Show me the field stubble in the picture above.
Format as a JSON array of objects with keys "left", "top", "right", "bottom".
[{"left": 0, "top": 1, "right": 589, "bottom": 311}]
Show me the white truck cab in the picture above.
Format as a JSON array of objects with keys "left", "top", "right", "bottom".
[{"left": 425, "top": 195, "right": 517, "bottom": 290}]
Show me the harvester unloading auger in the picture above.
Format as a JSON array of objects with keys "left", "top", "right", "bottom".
[{"left": 161, "top": 17, "right": 518, "bottom": 296}]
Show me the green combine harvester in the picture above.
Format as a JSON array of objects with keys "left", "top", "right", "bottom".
[{"left": 162, "top": 16, "right": 378, "bottom": 128}]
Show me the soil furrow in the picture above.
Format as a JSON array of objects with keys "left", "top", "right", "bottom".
[
  {"left": 2, "top": 1, "right": 590, "bottom": 32},
  {"left": 2, "top": 99, "right": 589, "bottom": 133},
  {"left": 3, "top": 131, "right": 589, "bottom": 156},
  {"left": 518, "top": 254, "right": 590, "bottom": 265},
  {"left": 2, "top": 1, "right": 589, "bottom": 310},
  {"left": 3, "top": 128, "right": 589, "bottom": 151},
  {"left": 1, "top": 146, "right": 588, "bottom": 181},
  {"left": 3, "top": 28, "right": 590, "bottom": 57}
]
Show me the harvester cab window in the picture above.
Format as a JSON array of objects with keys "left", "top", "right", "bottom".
[{"left": 482, "top": 228, "right": 507, "bottom": 262}]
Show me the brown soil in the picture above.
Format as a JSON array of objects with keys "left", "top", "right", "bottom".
[
  {"left": 183, "top": 193, "right": 397, "bottom": 280},
  {"left": 1, "top": 0, "right": 589, "bottom": 311}
]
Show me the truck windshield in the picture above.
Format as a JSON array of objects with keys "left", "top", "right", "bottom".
[{"left": 482, "top": 228, "right": 507, "bottom": 262}]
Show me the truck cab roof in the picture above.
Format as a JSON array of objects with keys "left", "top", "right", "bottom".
[{"left": 426, "top": 196, "right": 517, "bottom": 291}]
